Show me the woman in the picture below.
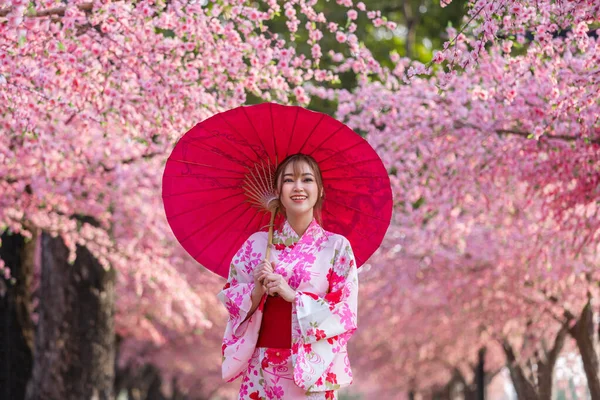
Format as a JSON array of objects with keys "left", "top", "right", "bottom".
[{"left": 218, "top": 153, "right": 359, "bottom": 400}]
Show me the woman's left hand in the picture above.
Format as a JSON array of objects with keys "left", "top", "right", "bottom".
[{"left": 263, "top": 273, "right": 296, "bottom": 302}]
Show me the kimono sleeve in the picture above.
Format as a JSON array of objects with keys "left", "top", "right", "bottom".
[
  {"left": 216, "top": 233, "right": 266, "bottom": 382},
  {"left": 216, "top": 233, "right": 264, "bottom": 337},
  {"left": 294, "top": 238, "right": 358, "bottom": 344}
]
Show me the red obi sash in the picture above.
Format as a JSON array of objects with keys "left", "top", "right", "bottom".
[{"left": 256, "top": 295, "right": 292, "bottom": 349}]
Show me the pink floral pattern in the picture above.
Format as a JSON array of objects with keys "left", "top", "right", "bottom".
[{"left": 217, "top": 219, "right": 358, "bottom": 397}]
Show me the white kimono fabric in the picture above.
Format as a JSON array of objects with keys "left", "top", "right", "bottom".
[{"left": 217, "top": 219, "right": 359, "bottom": 397}]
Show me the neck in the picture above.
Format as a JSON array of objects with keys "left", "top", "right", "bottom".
[{"left": 286, "top": 211, "right": 314, "bottom": 237}]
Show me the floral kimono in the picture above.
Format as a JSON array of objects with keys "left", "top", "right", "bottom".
[{"left": 217, "top": 219, "right": 358, "bottom": 399}]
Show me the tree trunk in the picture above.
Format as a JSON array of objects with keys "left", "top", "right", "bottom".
[
  {"left": 502, "top": 339, "right": 538, "bottom": 400},
  {"left": 0, "top": 229, "right": 37, "bottom": 400},
  {"left": 401, "top": 0, "right": 422, "bottom": 60},
  {"left": 537, "top": 326, "right": 567, "bottom": 400},
  {"left": 569, "top": 300, "right": 600, "bottom": 400},
  {"left": 115, "top": 363, "right": 192, "bottom": 400},
  {"left": 26, "top": 232, "right": 116, "bottom": 400},
  {"left": 476, "top": 347, "right": 486, "bottom": 400}
]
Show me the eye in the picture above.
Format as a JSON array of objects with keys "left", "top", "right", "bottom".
[
  {"left": 303, "top": 178, "right": 314, "bottom": 182},
  {"left": 283, "top": 178, "right": 293, "bottom": 183}
]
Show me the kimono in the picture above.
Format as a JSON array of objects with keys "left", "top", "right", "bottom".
[{"left": 217, "top": 219, "right": 359, "bottom": 399}]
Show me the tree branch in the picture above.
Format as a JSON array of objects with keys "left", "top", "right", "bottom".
[
  {"left": 100, "top": 151, "right": 163, "bottom": 172},
  {"left": 0, "top": 2, "right": 93, "bottom": 18},
  {"left": 455, "top": 121, "right": 600, "bottom": 144}
]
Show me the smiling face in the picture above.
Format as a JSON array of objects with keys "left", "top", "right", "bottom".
[{"left": 274, "top": 154, "right": 324, "bottom": 221}]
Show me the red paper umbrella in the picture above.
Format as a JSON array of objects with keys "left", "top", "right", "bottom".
[{"left": 162, "top": 103, "right": 392, "bottom": 278}]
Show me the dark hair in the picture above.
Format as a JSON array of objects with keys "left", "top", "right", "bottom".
[{"left": 273, "top": 153, "right": 324, "bottom": 224}]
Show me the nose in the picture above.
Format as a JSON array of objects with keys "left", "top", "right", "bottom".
[{"left": 293, "top": 179, "right": 304, "bottom": 191}]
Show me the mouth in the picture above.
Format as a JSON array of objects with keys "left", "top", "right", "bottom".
[{"left": 290, "top": 195, "right": 307, "bottom": 202}]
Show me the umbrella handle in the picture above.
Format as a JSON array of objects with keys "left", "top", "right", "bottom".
[
  {"left": 264, "top": 207, "right": 277, "bottom": 262},
  {"left": 262, "top": 207, "right": 278, "bottom": 296}
]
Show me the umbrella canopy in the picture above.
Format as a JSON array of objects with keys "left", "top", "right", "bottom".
[{"left": 162, "top": 103, "right": 392, "bottom": 278}]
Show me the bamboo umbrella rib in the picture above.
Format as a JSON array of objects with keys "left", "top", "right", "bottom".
[
  {"left": 217, "top": 112, "right": 265, "bottom": 161},
  {"left": 168, "top": 158, "right": 246, "bottom": 175},
  {"left": 180, "top": 201, "right": 251, "bottom": 244},
  {"left": 324, "top": 198, "right": 390, "bottom": 222},
  {"left": 305, "top": 125, "right": 344, "bottom": 157},
  {"left": 167, "top": 192, "right": 246, "bottom": 219},
  {"left": 162, "top": 185, "right": 242, "bottom": 198},
  {"left": 320, "top": 157, "right": 383, "bottom": 173},
  {"left": 315, "top": 140, "right": 366, "bottom": 166},
  {"left": 179, "top": 135, "right": 254, "bottom": 168},
  {"left": 191, "top": 203, "right": 254, "bottom": 260},
  {"left": 269, "top": 104, "right": 277, "bottom": 164},
  {"left": 241, "top": 107, "right": 270, "bottom": 156},
  {"left": 323, "top": 175, "right": 390, "bottom": 182},
  {"left": 285, "top": 107, "right": 300, "bottom": 158},
  {"left": 215, "top": 211, "right": 265, "bottom": 273},
  {"left": 322, "top": 208, "right": 383, "bottom": 243},
  {"left": 297, "top": 113, "right": 326, "bottom": 155}
]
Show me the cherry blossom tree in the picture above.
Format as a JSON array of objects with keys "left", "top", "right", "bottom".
[
  {"left": 0, "top": 0, "right": 389, "bottom": 397},
  {"left": 318, "top": 0, "right": 600, "bottom": 396}
]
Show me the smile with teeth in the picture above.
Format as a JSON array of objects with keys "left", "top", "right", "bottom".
[{"left": 291, "top": 195, "right": 307, "bottom": 201}]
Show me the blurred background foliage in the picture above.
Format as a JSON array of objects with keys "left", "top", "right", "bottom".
[{"left": 248, "top": 0, "right": 468, "bottom": 114}]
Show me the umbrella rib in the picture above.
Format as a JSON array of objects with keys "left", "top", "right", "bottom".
[
  {"left": 354, "top": 253, "right": 365, "bottom": 267},
  {"left": 162, "top": 185, "right": 242, "bottom": 198},
  {"left": 306, "top": 125, "right": 344, "bottom": 157},
  {"left": 286, "top": 107, "right": 300, "bottom": 158},
  {"left": 322, "top": 186, "right": 387, "bottom": 197},
  {"left": 255, "top": 163, "right": 270, "bottom": 196},
  {"left": 217, "top": 112, "right": 263, "bottom": 160},
  {"left": 166, "top": 192, "right": 246, "bottom": 219},
  {"left": 241, "top": 106, "right": 269, "bottom": 156},
  {"left": 180, "top": 201, "right": 251, "bottom": 244},
  {"left": 168, "top": 159, "right": 246, "bottom": 175},
  {"left": 319, "top": 157, "right": 383, "bottom": 173},
  {"left": 179, "top": 135, "right": 254, "bottom": 168},
  {"left": 316, "top": 140, "right": 366, "bottom": 165},
  {"left": 324, "top": 175, "right": 390, "bottom": 181},
  {"left": 270, "top": 103, "right": 277, "bottom": 164},
  {"left": 162, "top": 174, "right": 242, "bottom": 179},
  {"left": 323, "top": 208, "right": 383, "bottom": 245},
  {"left": 191, "top": 203, "right": 256, "bottom": 260},
  {"left": 324, "top": 198, "right": 390, "bottom": 222},
  {"left": 215, "top": 211, "right": 265, "bottom": 275},
  {"left": 297, "top": 113, "right": 326, "bottom": 155}
]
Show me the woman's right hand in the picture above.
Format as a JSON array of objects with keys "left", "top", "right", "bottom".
[{"left": 253, "top": 259, "right": 275, "bottom": 294}]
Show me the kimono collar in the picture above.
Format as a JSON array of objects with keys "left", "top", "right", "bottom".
[{"left": 279, "top": 218, "right": 324, "bottom": 246}]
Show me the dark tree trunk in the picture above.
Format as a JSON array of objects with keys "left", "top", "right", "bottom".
[
  {"left": 26, "top": 232, "right": 116, "bottom": 400},
  {"left": 0, "top": 229, "right": 37, "bottom": 400},
  {"left": 401, "top": 0, "right": 423, "bottom": 59},
  {"left": 115, "top": 364, "right": 190, "bottom": 400},
  {"left": 569, "top": 300, "right": 600, "bottom": 400},
  {"left": 502, "top": 325, "right": 567, "bottom": 400},
  {"left": 537, "top": 326, "right": 567, "bottom": 400},
  {"left": 476, "top": 347, "right": 486, "bottom": 400},
  {"left": 503, "top": 339, "right": 539, "bottom": 400}
]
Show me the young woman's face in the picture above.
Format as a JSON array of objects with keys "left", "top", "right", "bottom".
[{"left": 278, "top": 161, "right": 320, "bottom": 218}]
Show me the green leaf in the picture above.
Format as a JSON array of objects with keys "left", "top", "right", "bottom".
[{"left": 412, "top": 196, "right": 425, "bottom": 210}]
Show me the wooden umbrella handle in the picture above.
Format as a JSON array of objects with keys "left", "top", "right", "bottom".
[
  {"left": 264, "top": 206, "right": 277, "bottom": 262},
  {"left": 262, "top": 207, "right": 278, "bottom": 296}
]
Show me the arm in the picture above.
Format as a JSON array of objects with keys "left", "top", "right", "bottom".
[
  {"left": 243, "top": 280, "right": 266, "bottom": 323},
  {"left": 294, "top": 239, "right": 358, "bottom": 344}
]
